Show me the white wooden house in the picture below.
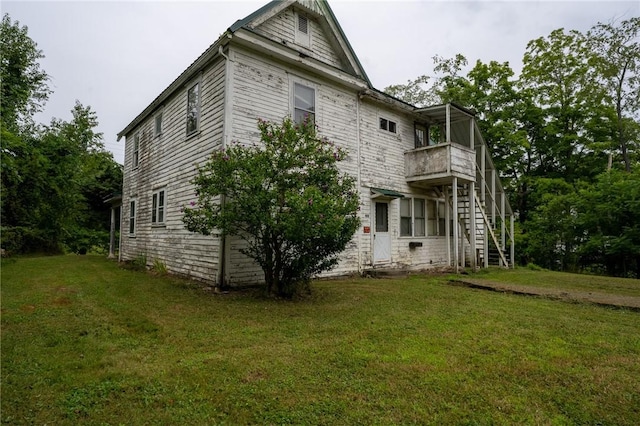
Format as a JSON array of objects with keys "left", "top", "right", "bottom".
[{"left": 117, "top": 0, "right": 515, "bottom": 286}]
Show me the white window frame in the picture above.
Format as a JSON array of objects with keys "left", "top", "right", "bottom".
[
  {"left": 400, "top": 198, "right": 426, "bottom": 237},
  {"left": 379, "top": 117, "right": 397, "bottom": 134},
  {"left": 152, "top": 188, "right": 166, "bottom": 225},
  {"left": 186, "top": 81, "right": 200, "bottom": 136},
  {"left": 154, "top": 111, "right": 163, "bottom": 138},
  {"left": 129, "top": 198, "right": 137, "bottom": 237},
  {"left": 292, "top": 80, "right": 316, "bottom": 125},
  {"left": 295, "top": 11, "right": 311, "bottom": 47},
  {"left": 132, "top": 132, "right": 140, "bottom": 168}
]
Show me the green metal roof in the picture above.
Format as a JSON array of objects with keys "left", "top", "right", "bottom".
[{"left": 371, "top": 188, "right": 405, "bottom": 198}]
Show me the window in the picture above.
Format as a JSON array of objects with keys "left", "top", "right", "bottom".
[
  {"left": 414, "top": 199, "right": 425, "bottom": 236},
  {"left": 427, "top": 199, "right": 448, "bottom": 236},
  {"left": 375, "top": 202, "right": 388, "bottom": 232},
  {"left": 152, "top": 189, "right": 166, "bottom": 225},
  {"left": 132, "top": 133, "right": 140, "bottom": 168},
  {"left": 400, "top": 198, "right": 425, "bottom": 237},
  {"left": 129, "top": 199, "right": 136, "bottom": 236},
  {"left": 427, "top": 199, "right": 437, "bottom": 235},
  {"left": 415, "top": 123, "right": 427, "bottom": 148},
  {"left": 154, "top": 112, "right": 163, "bottom": 137},
  {"left": 400, "top": 199, "right": 412, "bottom": 236},
  {"left": 380, "top": 118, "right": 397, "bottom": 134},
  {"left": 295, "top": 12, "right": 310, "bottom": 46},
  {"left": 186, "top": 82, "right": 200, "bottom": 135},
  {"left": 294, "top": 82, "right": 315, "bottom": 124}
]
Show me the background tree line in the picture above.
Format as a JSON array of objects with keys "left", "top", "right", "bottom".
[
  {"left": 1, "top": 14, "right": 122, "bottom": 255},
  {"left": 386, "top": 18, "right": 640, "bottom": 277}
]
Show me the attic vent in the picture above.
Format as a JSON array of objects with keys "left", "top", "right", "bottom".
[{"left": 298, "top": 14, "right": 308, "bottom": 34}]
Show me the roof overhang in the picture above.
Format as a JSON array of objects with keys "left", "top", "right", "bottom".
[
  {"left": 371, "top": 187, "right": 405, "bottom": 199},
  {"left": 414, "top": 103, "right": 476, "bottom": 124},
  {"left": 116, "top": 33, "right": 231, "bottom": 141}
]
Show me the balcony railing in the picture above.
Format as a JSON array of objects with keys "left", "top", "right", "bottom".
[{"left": 404, "top": 142, "right": 476, "bottom": 185}]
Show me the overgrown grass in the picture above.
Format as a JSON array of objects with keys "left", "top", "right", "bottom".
[
  {"left": 471, "top": 267, "right": 640, "bottom": 297},
  {"left": 2, "top": 256, "right": 639, "bottom": 424}
]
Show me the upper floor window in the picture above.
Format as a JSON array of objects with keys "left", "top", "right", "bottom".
[
  {"left": 295, "top": 12, "right": 310, "bottom": 47},
  {"left": 152, "top": 189, "right": 166, "bottom": 225},
  {"left": 294, "top": 82, "right": 315, "bottom": 124},
  {"left": 400, "top": 198, "right": 425, "bottom": 237},
  {"left": 380, "top": 118, "right": 397, "bottom": 134},
  {"left": 133, "top": 133, "right": 140, "bottom": 168},
  {"left": 154, "top": 112, "right": 163, "bottom": 137},
  {"left": 186, "top": 82, "right": 200, "bottom": 136},
  {"left": 415, "top": 123, "right": 427, "bottom": 148},
  {"left": 129, "top": 198, "right": 137, "bottom": 236}
]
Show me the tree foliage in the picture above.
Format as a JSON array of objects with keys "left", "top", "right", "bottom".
[
  {"left": 183, "top": 118, "right": 360, "bottom": 297},
  {"left": 384, "top": 17, "right": 639, "bottom": 276},
  {"left": 1, "top": 14, "right": 122, "bottom": 255},
  {"left": 0, "top": 13, "right": 51, "bottom": 131}
]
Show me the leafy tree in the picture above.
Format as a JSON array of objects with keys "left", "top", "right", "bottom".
[
  {"left": 183, "top": 118, "right": 360, "bottom": 297},
  {"left": 521, "top": 28, "right": 611, "bottom": 182},
  {"left": 588, "top": 17, "right": 640, "bottom": 172},
  {"left": 1, "top": 14, "right": 122, "bottom": 254},
  {"left": 0, "top": 13, "right": 50, "bottom": 131},
  {"left": 575, "top": 168, "right": 640, "bottom": 277},
  {"left": 384, "top": 74, "right": 434, "bottom": 107}
]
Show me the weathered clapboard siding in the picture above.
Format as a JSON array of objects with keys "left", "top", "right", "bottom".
[
  {"left": 226, "top": 44, "right": 363, "bottom": 281},
  {"left": 357, "top": 98, "right": 453, "bottom": 270},
  {"left": 253, "top": 6, "right": 343, "bottom": 70},
  {"left": 121, "top": 57, "right": 227, "bottom": 283}
]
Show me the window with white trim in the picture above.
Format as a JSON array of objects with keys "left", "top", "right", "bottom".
[
  {"left": 293, "top": 82, "right": 315, "bottom": 124},
  {"left": 154, "top": 112, "right": 163, "bottom": 137},
  {"left": 129, "top": 199, "right": 136, "bottom": 236},
  {"left": 132, "top": 133, "right": 140, "bottom": 168},
  {"left": 380, "top": 117, "right": 397, "bottom": 134},
  {"left": 186, "top": 82, "right": 200, "bottom": 135},
  {"left": 152, "top": 189, "right": 166, "bottom": 225},
  {"left": 400, "top": 198, "right": 425, "bottom": 237}
]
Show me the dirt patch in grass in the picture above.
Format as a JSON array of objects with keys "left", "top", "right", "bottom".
[{"left": 450, "top": 278, "right": 640, "bottom": 311}]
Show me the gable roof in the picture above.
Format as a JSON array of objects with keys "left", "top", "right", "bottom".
[
  {"left": 230, "top": 0, "right": 371, "bottom": 86},
  {"left": 118, "top": 0, "right": 372, "bottom": 140}
]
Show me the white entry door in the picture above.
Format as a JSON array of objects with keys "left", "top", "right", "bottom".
[{"left": 373, "top": 201, "right": 391, "bottom": 263}]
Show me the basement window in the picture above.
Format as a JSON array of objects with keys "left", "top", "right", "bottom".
[{"left": 380, "top": 118, "right": 397, "bottom": 134}]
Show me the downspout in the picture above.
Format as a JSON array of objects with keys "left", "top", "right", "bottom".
[
  {"left": 218, "top": 41, "right": 233, "bottom": 290},
  {"left": 356, "top": 92, "right": 362, "bottom": 275}
]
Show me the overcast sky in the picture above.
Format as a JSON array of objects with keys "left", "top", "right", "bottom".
[{"left": 3, "top": 0, "right": 638, "bottom": 164}]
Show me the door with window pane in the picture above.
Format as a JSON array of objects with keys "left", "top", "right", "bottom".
[{"left": 373, "top": 202, "right": 391, "bottom": 263}]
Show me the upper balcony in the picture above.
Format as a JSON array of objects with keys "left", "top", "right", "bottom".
[
  {"left": 404, "top": 103, "right": 479, "bottom": 186},
  {"left": 405, "top": 142, "right": 476, "bottom": 185}
]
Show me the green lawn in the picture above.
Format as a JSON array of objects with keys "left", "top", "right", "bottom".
[
  {"left": 2, "top": 256, "right": 639, "bottom": 425},
  {"left": 472, "top": 267, "right": 640, "bottom": 297}
]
